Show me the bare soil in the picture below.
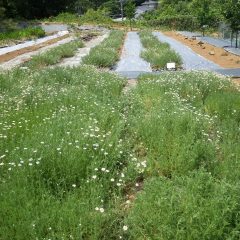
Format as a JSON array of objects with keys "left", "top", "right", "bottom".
[
  {"left": 232, "top": 78, "right": 240, "bottom": 86},
  {"left": 164, "top": 31, "right": 240, "bottom": 69},
  {"left": 0, "top": 34, "right": 69, "bottom": 63}
]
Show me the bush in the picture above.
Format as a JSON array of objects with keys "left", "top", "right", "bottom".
[
  {"left": 47, "top": 12, "right": 80, "bottom": 23},
  {"left": 144, "top": 15, "right": 200, "bottom": 31}
]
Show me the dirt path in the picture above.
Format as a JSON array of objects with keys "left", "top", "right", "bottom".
[
  {"left": 164, "top": 31, "right": 240, "bottom": 69},
  {"left": 0, "top": 34, "right": 70, "bottom": 64},
  {"left": 0, "top": 36, "right": 74, "bottom": 70}
]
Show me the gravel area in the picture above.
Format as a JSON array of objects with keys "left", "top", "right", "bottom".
[{"left": 115, "top": 32, "right": 152, "bottom": 73}]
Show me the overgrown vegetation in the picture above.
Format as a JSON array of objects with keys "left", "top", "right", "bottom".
[
  {"left": 47, "top": 10, "right": 113, "bottom": 25},
  {"left": 82, "top": 30, "right": 125, "bottom": 68},
  {"left": 24, "top": 40, "right": 84, "bottom": 69},
  {"left": 1, "top": 68, "right": 239, "bottom": 239},
  {"left": 0, "top": 65, "right": 137, "bottom": 239},
  {"left": 139, "top": 31, "right": 182, "bottom": 70},
  {"left": 0, "top": 27, "right": 45, "bottom": 42},
  {"left": 124, "top": 72, "right": 240, "bottom": 239}
]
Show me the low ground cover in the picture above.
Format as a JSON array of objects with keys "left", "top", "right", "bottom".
[
  {"left": 0, "top": 27, "right": 45, "bottom": 45},
  {"left": 139, "top": 31, "right": 182, "bottom": 70},
  {"left": 82, "top": 30, "right": 125, "bottom": 68},
  {"left": 24, "top": 40, "right": 84, "bottom": 69}
]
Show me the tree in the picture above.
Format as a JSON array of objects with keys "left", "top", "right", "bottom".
[
  {"left": 220, "top": 0, "right": 240, "bottom": 48},
  {"left": 124, "top": 0, "right": 135, "bottom": 30},
  {"left": 190, "top": 0, "right": 212, "bottom": 36}
]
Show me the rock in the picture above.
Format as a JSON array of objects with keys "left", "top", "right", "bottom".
[
  {"left": 221, "top": 52, "right": 229, "bottom": 56},
  {"left": 201, "top": 46, "right": 206, "bottom": 49},
  {"left": 197, "top": 41, "right": 204, "bottom": 45},
  {"left": 185, "top": 36, "right": 188, "bottom": 39},
  {"left": 209, "top": 51, "right": 215, "bottom": 55},
  {"left": 191, "top": 36, "right": 196, "bottom": 40}
]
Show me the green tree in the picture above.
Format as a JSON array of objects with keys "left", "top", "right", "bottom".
[
  {"left": 125, "top": 0, "right": 135, "bottom": 30},
  {"left": 191, "top": 0, "right": 212, "bottom": 36},
  {"left": 220, "top": 0, "right": 240, "bottom": 48}
]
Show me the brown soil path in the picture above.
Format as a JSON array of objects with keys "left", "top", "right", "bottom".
[
  {"left": 164, "top": 31, "right": 240, "bottom": 69},
  {"left": 0, "top": 34, "right": 69, "bottom": 63}
]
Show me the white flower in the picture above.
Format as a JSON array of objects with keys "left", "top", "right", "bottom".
[
  {"left": 110, "top": 178, "right": 115, "bottom": 182},
  {"left": 99, "top": 208, "right": 104, "bottom": 213},
  {"left": 123, "top": 225, "right": 128, "bottom": 231},
  {"left": 95, "top": 207, "right": 99, "bottom": 211},
  {"left": 101, "top": 168, "right": 106, "bottom": 172},
  {"left": 72, "top": 184, "right": 76, "bottom": 188},
  {"left": 92, "top": 175, "right": 97, "bottom": 179}
]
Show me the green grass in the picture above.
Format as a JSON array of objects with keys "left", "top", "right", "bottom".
[
  {"left": 0, "top": 65, "right": 141, "bottom": 239},
  {"left": 123, "top": 72, "right": 240, "bottom": 239},
  {"left": 82, "top": 30, "right": 125, "bottom": 68},
  {"left": 0, "top": 27, "right": 45, "bottom": 42},
  {"left": 139, "top": 31, "right": 182, "bottom": 70},
  {"left": 0, "top": 67, "right": 240, "bottom": 239},
  {"left": 24, "top": 40, "right": 84, "bottom": 69}
]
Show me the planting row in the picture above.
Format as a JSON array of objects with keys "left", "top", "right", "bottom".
[
  {"left": 82, "top": 30, "right": 125, "bottom": 68},
  {"left": 139, "top": 31, "right": 182, "bottom": 70}
]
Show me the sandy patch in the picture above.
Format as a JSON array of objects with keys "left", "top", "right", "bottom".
[{"left": 164, "top": 31, "right": 240, "bottom": 69}]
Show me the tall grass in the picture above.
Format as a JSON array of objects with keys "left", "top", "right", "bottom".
[
  {"left": 25, "top": 40, "right": 84, "bottom": 69},
  {"left": 139, "top": 30, "right": 182, "bottom": 70},
  {"left": 82, "top": 30, "right": 125, "bottom": 68},
  {"left": 0, "top": 27, "right": 45, "bottom": 41}
]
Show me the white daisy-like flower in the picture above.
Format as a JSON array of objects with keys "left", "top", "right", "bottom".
[{"left": 123, "top": 225, "right": 128, "bottom": 231}]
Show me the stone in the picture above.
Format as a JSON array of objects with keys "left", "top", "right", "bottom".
[
  {"left": 221, "top": 52, "right": 229, "bottom": 56},
  {"left": 191, "top": 36, "right": 196, "bottom": 40},
  {"left": 197, "top": 41, "right": 204, "bottom": 45},
  {"left": 185, "top": 36, "right": 188, "bottom": 39},
  {"left": 201, "top": 46, "right": 206, "bottom": 49},
  {"left": 209, "top": 51, "right": 215, "bottom": 55}
]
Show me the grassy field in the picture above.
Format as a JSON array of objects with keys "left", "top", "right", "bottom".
[
  {"left": 82, "top": 30, "right": 125, "bottom": 68},
  {"left": 139, "top": 31, "right": 182, "bottom": 70},
  {"left": 0, "top": 35, "right": 240, "bottom": 239},
  {"left": 125, "top": 72, "right": 240, "bottom": 239},
  {"left": 24, "top": 40, "right": 84, "bottom": 69}
]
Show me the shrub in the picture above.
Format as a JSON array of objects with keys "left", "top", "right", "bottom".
[{"left": 144, "top": 15, "right": 200, "bottom": 31}]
